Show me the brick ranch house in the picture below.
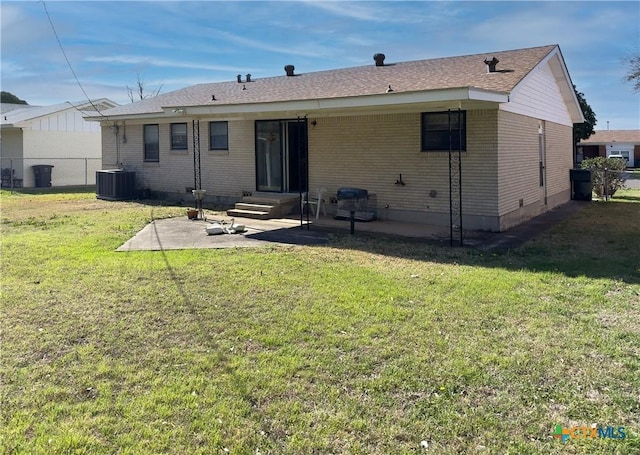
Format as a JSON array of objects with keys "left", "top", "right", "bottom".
[{"left": 88, "top": 44, "right": 584, "bottom": 232}]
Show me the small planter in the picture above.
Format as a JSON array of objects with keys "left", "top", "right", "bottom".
[{"left": 186, "top": 209, "right": 199, "bottom": 220}]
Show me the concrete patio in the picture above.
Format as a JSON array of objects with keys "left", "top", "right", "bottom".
[{"left": 117, "top": 200, "right": 588, "bottom": 252}]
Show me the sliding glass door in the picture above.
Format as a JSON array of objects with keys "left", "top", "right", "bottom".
[
  {"left": 255, "top": 120, "right": 307, "bottom": 193},
  {"left": 256, "top": 121, "right": 283, "bottom": 192}
]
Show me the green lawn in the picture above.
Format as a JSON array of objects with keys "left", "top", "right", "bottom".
[{"left": 1, "top": 188, "right": 639, "bottom": 454}]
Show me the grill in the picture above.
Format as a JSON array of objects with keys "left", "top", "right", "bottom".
[{"left": 336, "top": 187, "right": 377, "bottom": 221}]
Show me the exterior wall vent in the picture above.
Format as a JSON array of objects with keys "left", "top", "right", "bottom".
[
  {"left": 374, "top": 53, "right": 386, "bottom": 67},
  {"left": 285, "top": 65, "right": 295, "bottom": 76},
  {"left": 484, "top": 57, "right": 499, "bottom": 73}
]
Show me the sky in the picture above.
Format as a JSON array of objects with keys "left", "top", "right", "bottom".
[{"left": 1, "top": 0, "right": 639, "bottom": 130}]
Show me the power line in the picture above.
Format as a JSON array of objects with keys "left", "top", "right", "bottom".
[{"left": 40, "top": 0, "right": 107, "bottom": 118}]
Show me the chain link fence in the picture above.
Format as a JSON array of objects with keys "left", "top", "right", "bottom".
[
  {"left": 1, "top": 157, "right": 101, "bottom": 188},
  {"left": 590, "top": 168, "right": 627, "bottom": 201}
]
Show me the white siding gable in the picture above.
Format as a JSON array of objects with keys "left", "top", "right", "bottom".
[
  {"left": 25, "top": 109, "right": 100, "bottom": 133},
  {"left": 500, "top": 59, "right": 572, "bottom": 126}
]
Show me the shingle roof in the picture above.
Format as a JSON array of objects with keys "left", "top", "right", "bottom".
[
  {"left": 0, "top": 103, "right": 31, "bottom": 115},
  {"left": 2, "top": 99, "right": 118, "bottom": 126},
  {"left": 1, "top": 102, "right": 72, "bottom": 125},
  {"left": 579, "top": 130, "right": 640, "bottom": 144},
  {"left": 99, "top": 45, "right": 558, "bottom": 118}
]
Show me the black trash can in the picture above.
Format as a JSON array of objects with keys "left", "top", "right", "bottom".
[
  {"left": 33, "top": 165, "right": 54, "bottom": 188},
  {"left": 570, "top": 169, "right": 592, "bottom": 201}
]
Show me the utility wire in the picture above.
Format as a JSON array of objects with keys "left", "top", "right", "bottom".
[{"left": 40, "top": 0, "right": 107, "bottom": 118}]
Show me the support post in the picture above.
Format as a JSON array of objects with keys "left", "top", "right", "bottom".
[
  {"left": 448, "top": 109, "right": 463, "bottom": 246},
  {"left": 192, "top": 119, "right": 203, "bottom": 216}
]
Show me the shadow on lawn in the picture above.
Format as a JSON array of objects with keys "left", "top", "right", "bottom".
[
  {"left": 311, "top": 201, "right": 640, "bottom": 285},
  {"left": 28, "top": 186, "right": 636, "bottom": 285},
  {"left": 134, "top": 191, "right": 638, "bottom": 285},
  {"left": 328, "top": 231, "right": 639, "bottom": 285},
  {"left": 1, "top": 185, "right": 97, "bottom": 195},
  {"left": 613, "top": 195, "right": 640, "bottom": 202}
]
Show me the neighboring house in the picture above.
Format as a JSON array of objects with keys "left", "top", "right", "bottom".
[
  {"left": 89, "top": 45, "right": 584, "bottom": 232},
  {"left": 577, "top": 130, "right": 640, "bottom": 167},
  {"left": 1, "top": 99, "right": 118, "bottom": 188}
]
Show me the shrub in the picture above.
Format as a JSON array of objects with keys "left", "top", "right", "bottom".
[{"left": 580, "top": 157, "right": 627, "bottom": 197}]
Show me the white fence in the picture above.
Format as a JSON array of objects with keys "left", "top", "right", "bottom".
[{"left": 1, "top": 157, "right": 101, "bottom": 188}]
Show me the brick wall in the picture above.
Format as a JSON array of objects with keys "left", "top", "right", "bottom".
[
  {"left": 496, "top": 111, "right": 572, "bottom": 230},
  {"left": 101, "top": 119, "right": 255, "bottom": 202},
  {"left": 307, "top": 110, "right": 500, "bottom": 227},
  {"left": 101, "top": 109, "right": 572, "bottom": 230}
]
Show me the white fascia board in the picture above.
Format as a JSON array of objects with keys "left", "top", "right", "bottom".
[
  {"left": 467, "top": 88, "right": 510, "bottom": 103},
  {"left": 94, "top": 88, "right": 508, "bottom": 121},
  {"left": 548, "top": 54, "right": 585, "bottom": 123},
  {"left": 175, "top": 88, "right": 508, "bottom": 117},
  {"left": 85, "top": 111, "right": 165, "bottom": 122},
  {"left": 511, "top": 46, "right": 584, "bottom": 124}
]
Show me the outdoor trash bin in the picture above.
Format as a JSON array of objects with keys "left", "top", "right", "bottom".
[
  {"left": 570, "top": 169, "right": 592, "bottom": 201},
  {"left": 33, "top": 165, "right": 54, "bottom": 187}
]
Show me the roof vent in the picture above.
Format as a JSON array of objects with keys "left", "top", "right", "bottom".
[
  {"left": 237, "top": 74, "right": 242, "bottom": 83},
  {"left": 246, "top": 73, "right": 252, "bottom": 83},
  {"left": 484, "top": 57, "right": 499, "bottom": 73},
  {"left": 284, "top": 65, "right": 295, "bottom": 77},
  {"left": 374, "top": 53, "right": 386, "bottom": 67}
]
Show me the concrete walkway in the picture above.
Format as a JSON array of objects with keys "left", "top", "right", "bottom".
[{"left": 475, "top": 200, "right": 590, "bottom": 251}]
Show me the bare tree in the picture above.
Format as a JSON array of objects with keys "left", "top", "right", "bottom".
[
  {"left": 126, "top": 73, "right": 163, "bottom": 102},
  {"left": 624, "top": 54, "right": 640, "bottom": 92}
]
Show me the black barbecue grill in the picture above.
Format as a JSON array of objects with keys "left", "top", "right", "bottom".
[{"left": 336, "top": 187, "right": 377, "bottom": 222}]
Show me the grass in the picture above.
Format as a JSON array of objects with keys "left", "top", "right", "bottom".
[
  {"left": 624, "top": 168, "right": 640, "bottom": 180},
  {"left": 1, "top": 188, "right": 639, "bottom": 454}
]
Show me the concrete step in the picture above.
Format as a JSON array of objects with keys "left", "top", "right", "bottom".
[
  {"left": 228, "top": 193, "right": 300, "bottom": 219},
  {"left": 235, "top": 202, "right": 275, "bottom": 212},
  {"left": 226, "top": 208, "right": 271, "bottom": 220},
  {"left": 243, "top": 194, "right": 299, "bottom": 206}
]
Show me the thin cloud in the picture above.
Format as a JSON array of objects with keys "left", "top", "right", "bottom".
[
  {"left": 467, "top": 3, "right": 632, "bottom": 50},
  {"left": 212, "top": 30, "right": 331, "bottom": 59},
  {"left": 85, "top": 55, "right": 245, "bottom": 73},
  {"left": 0, "top": 60, "right": 40, "bottom": 79},
  {"left": 302, "top": 0, "right": 413, "bottom": 23}
]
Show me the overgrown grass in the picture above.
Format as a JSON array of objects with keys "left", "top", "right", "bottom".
[{"left": 1, "top": 188, "right": 639, "bottom": 454}]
